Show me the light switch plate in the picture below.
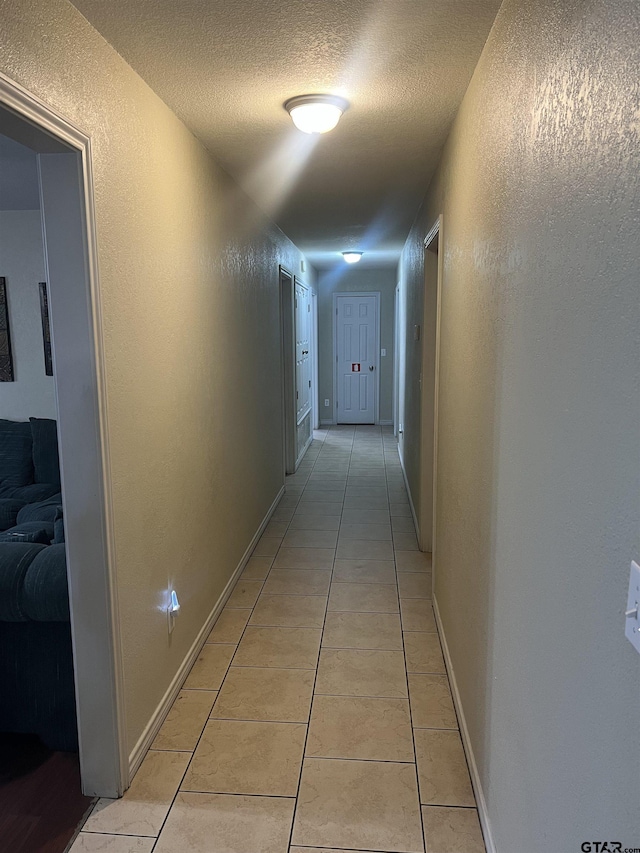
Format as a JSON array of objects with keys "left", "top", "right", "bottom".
[
  {"left": 624, "top": 561, "right": 640, "bottom": 654},
  {"left": 381, "top": 348, "right": 386, "bottom": 356}
]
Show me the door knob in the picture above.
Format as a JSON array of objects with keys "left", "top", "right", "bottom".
[
  {"left": 302, "top": 350, "right": 309, "bottom": 355},
  {"left": 369, "top": 365, "right": 374, "bottom": 371}
]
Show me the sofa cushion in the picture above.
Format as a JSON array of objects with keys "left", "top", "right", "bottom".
[
  {"left": 0, "top": 543, "right": 46, "bottom": 621},
  {"left": 0, "top": 420, "right": 34, "bottom": 487},
  {"left": 0, "top": 522, "right": 55, "bottom": 545},
  {"left": 53, "top": 507, "right": 65, "bottom": 544},
  {"left": 0, "top": 498, "right": 26, "bottom": 531},
  {"left": 17, "top": 494, "right": 63, "bottom": 525},
  {"left": 30, "top": 418, "right": 61, "bottom": 487},
  {"left": 0, "top": 483, "right": 60, "bottom": 503},
  {"left": 22, "top": 544, "right": 69, "bottom": 622}
]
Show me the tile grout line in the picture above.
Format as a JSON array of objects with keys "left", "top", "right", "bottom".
[{"left": 286, "top": 424, "right": 352, "bottom": 851}]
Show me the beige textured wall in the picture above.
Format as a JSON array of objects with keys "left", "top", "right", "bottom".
[
  {"left": 318, "top": 266, "right": 396, "bottom": 424},
  {"left": 0, "top": 0, "right": 313, "bottom": 753},
  {"left": 399, "top": 0, "right": 640, "bottom": 850}
]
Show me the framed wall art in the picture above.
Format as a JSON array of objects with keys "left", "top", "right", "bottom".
[
  {"left": 0, "top": 277, "right": 14, "bottom": 382},
  {"left": 39, "top": 281, "right": 53, "bottom": 376}
]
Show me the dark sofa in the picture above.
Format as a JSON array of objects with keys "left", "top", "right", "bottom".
[{"left": 0, "top": 419, "right": 77, "bottom": 751}]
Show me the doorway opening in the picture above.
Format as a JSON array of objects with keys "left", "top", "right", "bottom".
[
  {"left": 0, "top": 76, "right": 126, "bottom": 813},
  {"left": 333, "top": 291, "right": 380, "bottom": 425},
  {"left": 418, "top": 216, "right": 443, "bottom": 556}
]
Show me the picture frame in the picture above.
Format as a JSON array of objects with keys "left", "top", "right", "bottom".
[
  {"left": 39, "top": 280, "right": 53, "bottom": 376},
  {"left": 0, "top": 276, "right": 15, "bottom": 382}
]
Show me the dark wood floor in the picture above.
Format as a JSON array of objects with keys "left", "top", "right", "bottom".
[{"left": 0, "top": 733, "right": 94, "bottom": 853}]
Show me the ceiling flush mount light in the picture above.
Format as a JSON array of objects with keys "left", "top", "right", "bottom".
[
  {"left": 284, "top": 94, "right": 349, "bottom": 134},
  {"left": 342, "top": 251, "right": 363, "bottom": 264}
]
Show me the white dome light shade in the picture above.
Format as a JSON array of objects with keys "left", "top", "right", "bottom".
[
  {"left": 285, "top": 94, "right": 349, "bottom": 134},
  {"left": 342, "top": 252, "right": 363, "bottom": 264}
]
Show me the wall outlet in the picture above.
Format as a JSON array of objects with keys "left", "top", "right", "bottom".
[
  {"left": 624, "top": 561, "right": 640, "bottom": 655},
  {"left": 381, "top": 348, "right": 386, "bottom": 356},
  {"left": 324, "top": 399, "right": 330, "bottom": 407}
]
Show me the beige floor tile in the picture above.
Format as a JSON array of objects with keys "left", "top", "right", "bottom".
[
  {"left": 396, "top": 551, "right": 432, "bottom": 572},
  {"left": 234, "top": 626, "right": 322, "bottom": 669},
  {"left": 293, "top": 501, "right": 342, "bottom": 516},
  {"left": 341, "top": 509, "right": 391, "bottom": 525},
  {"left": 401, "top": 599, "right": 437, "bottom": 632},
  {"left": 206, "top": 608, "right": 251, "bottom": 644},
  {"left": 226, "top": 579, "right": 263, "bottom": 609},
  {"left": 404, "top": 632, "right": 446, "bottom": 674},
  {"left": 302, "top": 479, "right": 346, "bottom": 491},
  {"left": 250, "top": 593, "right": 327, "bottom": 628},
  {"left": 339, "top": 522, "right": 392, "bottom": 541},
  {"left": 322, "top": 611, "right": 402, "bottom": 650},
  {"left": 152, "top": 690, "right": 217, "bottom": 751},
  {"left": 343, "top": 498, "right": 389, "bottom": 511},
  {"left": 254, "top": 536, "right": 282, "bottom": 557},
  {"left": 263, "top": 569, "right": 331, "bottom": 596},
  {"left": 281, "top": 529, "right": 338, "bottom": 549},
  {"left": 274, "top": 547, "right": 335, "bottom": 569},
  {"left": 299, "top": 490, "right": 344, "bottom": 503},
  {"left": 390, "top": 503, "right": 412, "bottom": 517},
  {"left": 241, "top": 555, "right": 274, "bottom": 579},
  {"left": 288, "top": 514, "right": 341, "bottom": 530},
  {"left": 212, "top": 666, "right": 314, "bottom": 722},
  {"left": 307, "top": 695, "right": 414, "bottom": 762},
  {"left": 154, "top": 792, "right": 295, "bottom": 853},
  {"left": 182, "top": 719, "right": 306, "bottom": 797},
  {"left": 263, "top": 521, "right": 289, "bottom": 538},
  {"left": 333, "top": 558, "right": 396, "bottom": 584},
  {"left": 290, "top": 849, "right": 381, "bottom": 853},
  {"left": 277, "top": 495, "right": 300, "bottom": 507},
  {"left": 271, "top": 506, "right": 295, "bottom": 522},
  {"left": 69, "top": 835, "right": 155, "bottom": 853},
  {"left": 84, "top": 750, "right": 191, "bottom": 837},
  {"left": 183, "top": 644, "right": 235, "bottom": 690},
  {"left": 409, "top": 674, "right": 457, "bottom": 729},
  {"left": 337, "top": 538, "right": 394, "bottom": 561},
  {"left": 292, "top": 758, "right": 423, "bottom": 852},
  {"left": 392, "top": 516, "right": 417, "bottom": 534},
  {"left": 394, "top": 533, "right": 420, "bottom": 551},
  {"left": 415, "top": 729, "right": 475, "bottom": 806},
  {"left": 316, "top": 648, "right": 407, "bottom": 698},
  {"left": 398, "top": 572, "right": 432, "bottom": 599},
  {"left": 328, "top": 581, "right": 398, "bottom": 613},
  {"left": 422, "top": 806, "right": 485, "bottom": 853}
]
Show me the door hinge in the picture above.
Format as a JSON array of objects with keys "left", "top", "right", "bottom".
[
  {"left": 308, "top": 304, "right": 311, "bottom": 312},
  {"left": 296, "top": 391, "right": 299, "bottom": 400},
  {"left": 308, "top": 380, "right": 311, "bottom": 387}
]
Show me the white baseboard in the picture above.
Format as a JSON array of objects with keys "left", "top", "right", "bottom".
[
  {"left": 295, "top": 432, "right": 313, "bottom": 470},
  {"left": 319, "top": 418, "right": 334, "bottom": 426},
  {"left": 433, "top": 595, "right": 496, "bottom": 853},
  {"left": 127, "top": 484, "right": 285, "bottom": 780},
  {"left": 398, "top": 445, "right": 420, "bottom": 541},
  {"left": 379, "top": 419, "right": 393, "bottom": 426}
]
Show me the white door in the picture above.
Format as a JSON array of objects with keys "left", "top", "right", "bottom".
[
  {"left": 335, "top": 293, "right": 378, "bottom": 424},
  {"left": 295, "top": 281, "right": 311, "bottom": 426}
]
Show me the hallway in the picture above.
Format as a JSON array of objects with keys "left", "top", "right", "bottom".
[{"left": 71, "top": 426, "right": 485, "bottom": 853}]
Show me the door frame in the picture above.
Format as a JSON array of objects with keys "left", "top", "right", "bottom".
[
  {"left": 311, "top": 290, "right": 319, "bottom": 430},
  {"left": 419, "top": 216, "right": 444, "bottom": 560},
  {"left": 393, "top": 283, "right": 400, "bottom": 436},
  {"left": 0, "top": 72, "right": 127, "bottom": 797},
  {"left": 279, "top": 266, "right": 296, "bottom": 475},
  {"left": 333, "top": 291, "right": 381, "bottom": 425}
]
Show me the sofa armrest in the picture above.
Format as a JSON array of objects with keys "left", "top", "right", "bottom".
[
  {"left": 22, "top": 544, "right": 70, "bottom": 622},
  {"left": 0, "top": 543, "right": 47, "bottom": 621}
]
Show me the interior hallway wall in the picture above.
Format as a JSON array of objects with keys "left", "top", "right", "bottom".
[
  {"left": 317, "top": 266, "right": 396, "bottom": 425},
  {"left": 1, "top": 0, "right": 313, "bottom": 757},
  {"left": 398, "top": 0, "right": 640, "bottom": 850},
  {"left": 0, "top": 209, "right": 56, "bottom": 420}
]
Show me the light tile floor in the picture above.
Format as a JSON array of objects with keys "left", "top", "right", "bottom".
[{"left": 71, "top": 425, "right": 485, "bottom": 853}]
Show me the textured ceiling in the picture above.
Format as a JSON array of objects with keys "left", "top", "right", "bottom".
[{"left": 71, "top": 0, "right": 502, "bottom": 268}]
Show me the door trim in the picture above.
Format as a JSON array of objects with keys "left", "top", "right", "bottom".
[
  {"left": 420, "top": 216, "right": 444, "bottom": 569},
  {"left": 333, "top": 291, "right": 381, "bottom": 425},
  {"left": 279, "top": 266, "right": 296, "bottom": 475},
  {"left": 0, "top": 72, "right": 127, "bottom": 796}
]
